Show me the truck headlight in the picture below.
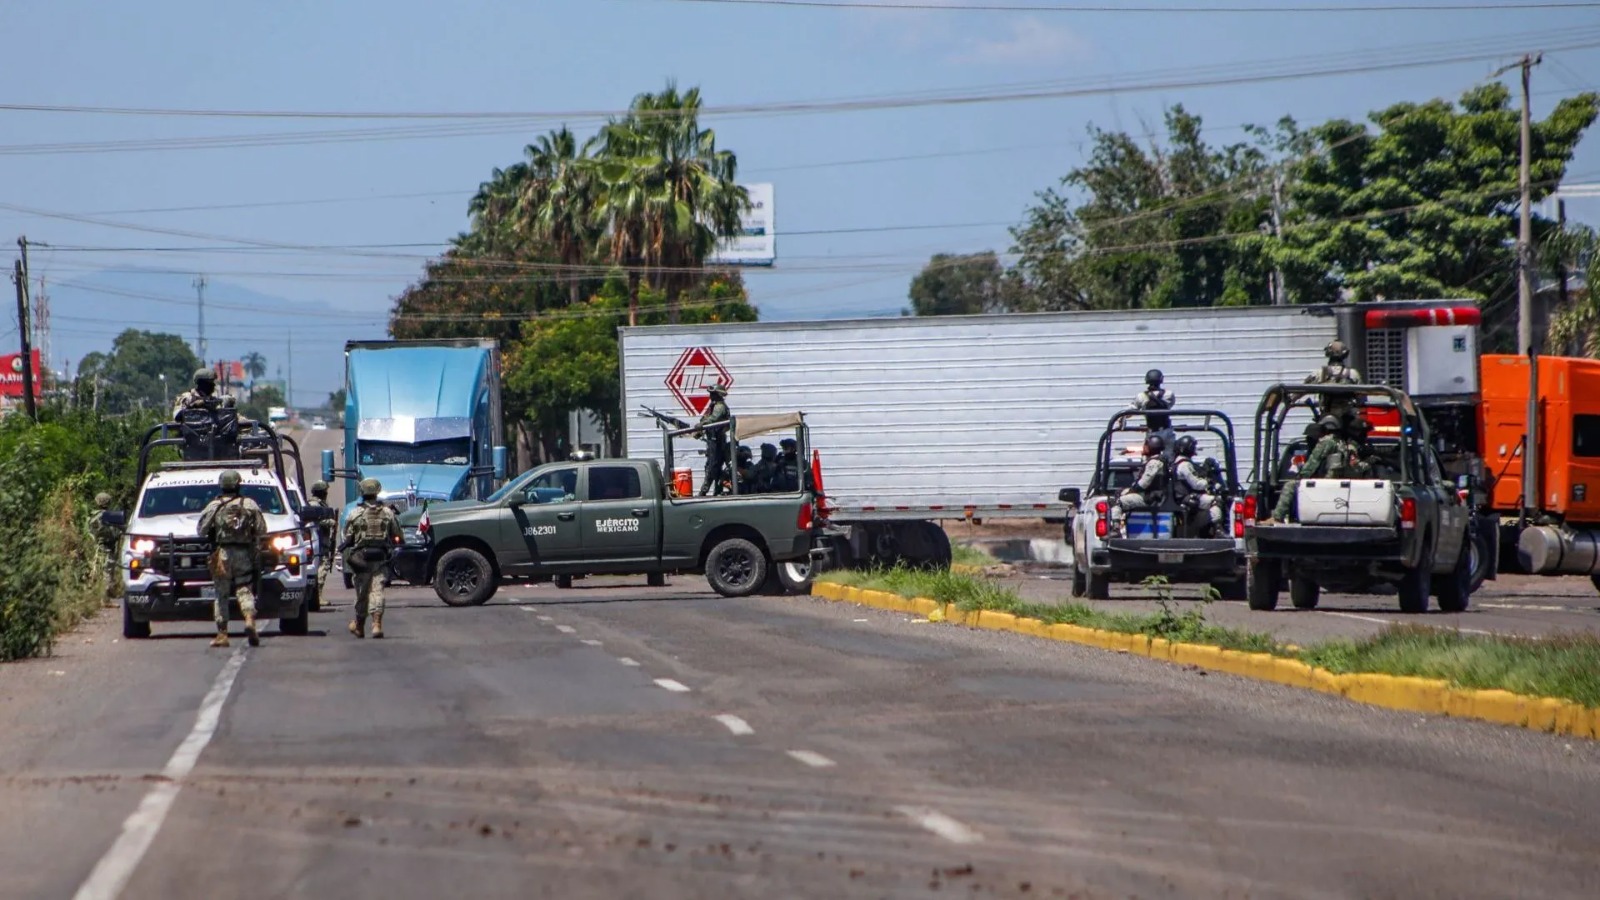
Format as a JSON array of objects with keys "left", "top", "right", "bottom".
[
  {"left": 130, "top": 537, "right": 157, "bottom": 555},
  {"left": 270, "top": 533, "right": 297, "bottom": 552}
]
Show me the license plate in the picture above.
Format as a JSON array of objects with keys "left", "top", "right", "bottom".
[
  {"left": 200, "top": 586, "right": 217, "bottom": 600},
  {"left": 1158, "top": 552, "right": 1185, "bottom": 564}
]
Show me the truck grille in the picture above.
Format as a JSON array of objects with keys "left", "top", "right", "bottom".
[{"left": 151, "top": 539, "right": 214, "bottom": 579}]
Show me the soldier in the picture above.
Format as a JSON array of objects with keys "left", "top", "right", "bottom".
[
  {"left": 751, "top": 443, "right": 779, "bottom": 493},
  {"left": 171, "top": 367, "right": 236, "bottom": 419},
  {"left": 1171, "top": 436, "right": 1222, "bottom": 534},
  {"left": 342, "top": 478, "right": 401, "bottom": 639},
  {"left": 308, "top": 481, "right": 339, "bottom": 606},
  {"left": 1263, "top": 415, "right": 1351, "bottom": 525},
  {"left": 776, "top": 438, "right": 801, "bottom": 493},
  {"left": 1346, "top": 416, "right": 1377, "bottom": 477},
  {"left": 735, "top": 445, "right": 755, "bottom": 493},
  {"left": 87, "top": 492, "right": 123, "bottom": 601},
  {"left": 1306, "top": 340, "right": 1362, "bottom": 385},
  {"left": 198, "top": 470, "right": 267, "bottom": 648},
  {"left": 694, "top": 383, "right": 732, "bottom": 497},
  {"left": 1131, "top": 369, "right": 1176, "bottom": 434},
  {"left": 1119, "top": 434, "right": 1168, "bottom": 513}
]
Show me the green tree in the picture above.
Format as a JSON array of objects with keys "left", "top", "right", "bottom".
[
  {"left": 241, "top": 351, "right": 267, "bottom": 383},
  {"left": 906, "top": 252, "right": 1013, "bottom": 316},
  {"left": 327, "top": 388, "right": 346, "bottom": 412},
  {"left": 241, "top": 384, "right": 285, "bottom": 423},
  {"left": 71, "top": 330, "right": 203, "bottom": 414},
  {"left": 1546, "top": 224, "right": 1600, "bottom": 357},
  {"left": 1262, "top": 84, "right": 1598, "bottom": 348}
]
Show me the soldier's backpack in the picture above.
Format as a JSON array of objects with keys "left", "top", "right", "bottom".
[
  {"left": 214, "top": 496, "right": 253, "bottom": 543},
  {"left": 347, "top": 505, "right": 393, "bottom": 571}
]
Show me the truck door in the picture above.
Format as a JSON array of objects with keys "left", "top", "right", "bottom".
[
  {"left": 579, "top": 464, "right": 660, "bottom": 563},
  {"left": 497, "top": 466, "right": 583, "bottom": 571},
  {"left": 1425, "top": 448, "right": 1466, "bottom": 571}
]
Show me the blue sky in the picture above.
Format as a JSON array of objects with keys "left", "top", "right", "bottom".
[{"left": 0, "top": 0, "right": 1596, "bottom": 400}]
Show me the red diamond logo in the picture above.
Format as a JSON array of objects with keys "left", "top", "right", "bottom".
[{"left": 666, "top": 346, "right": 733, "bottom": 416}]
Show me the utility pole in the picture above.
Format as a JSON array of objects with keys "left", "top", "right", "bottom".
[
  {"left": 13, "top": 237, "right": 37, "bottom": 420},
  {"left": 33, "top": 274, "right": 49, "bottom": 391},
  {"left": 1270, "top": 172, "right": 1287, "bottom": 306},
  {"left": 1516, "top": 53, "right": 1542, "bottom": 521},
  {"left": 286, "top": 332, "right": 294, "bottom": 417},
  {"left": 193, "top": 275, "right": 208, "bottom": 361}
]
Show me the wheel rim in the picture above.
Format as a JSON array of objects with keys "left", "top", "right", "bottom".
[
  {"left": 784, "top": 560, "right": 811, "bottom": 582},
  {"left": 718, "top": 548, "right": 756, "bottom": 587},
  {"left": 442, "top": 559, "right": 481, "bottom": 595}
]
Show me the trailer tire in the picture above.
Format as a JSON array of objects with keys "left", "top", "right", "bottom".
[
  {"left": 279, "top": 603, "right": 310, "bottom": 636},
  {"left": 122, "top": 599, "right": 150, "bottom": 640},
  {"left": 1070, "top": 566, "right": 1087, "bottom": 598},
  {"left": 647, "top": 571, "right": 667, "bottom": 587},
  {"left": 894, "top": 522, "right": 952, "bottom": 570},
  {"left": 1086, "top": 570, "right": 1110, "bottom": 600},
  {"left": 1436, "top": 539, "right": 1472, "bottom": 613},
  {"left": 1592, "top": 574, "right": 1600, "bottom": 597},
  {"left": 1397, "top": 541, "right": 1433, "bottom": 614},
  {"left": 1213, "top": 579, "right": 1247, "bottom": 601},
  {"left": 706, "top": 538, "right": 768, "bottom": 598},
  {"left": 434, "top": 547, "right": 497, "bottom": 607},
  {"left": 1289, "top": 576, "right": 1320, "bottom": 610},
  {"left": 555, "top": 575, "right": 574, "bottom": 590},
  {"left": 1247, "top": 560, "right": 1281, "bottom": 611},
  {"left": 775, "top": 559, "right": 813, "bottom": 594}
]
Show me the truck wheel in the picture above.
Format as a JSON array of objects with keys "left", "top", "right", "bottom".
[
  {"left": 1289, "top": 577, "right": 1320, "bottom": 610},
  {"left": 1086, "top": 570, "right": 1110, "bottom": 600},
  {"left": 1592, "top": 574, "right": 1600, "bottom": 597},
  {"left": 122, "top": 600, "right": 151, "bottom": 639},
  {"left": 1070, "top": 566, "right": 1087, "bottom": 598},
  {"left": 895, "top": 522, "right": 952, "bottom": 570},
  {"left": 1246, "top": 560, "right": 1281, "bottom": 611},
  {"left": 1397, "top": 543, "right": 1434, "bottom": 614},
  {"left": 434, "top": 548, "right": 497, "bottom": 607},
  {"left": 647, "top": 571, "right": 667, "bottom": 588},
  {"left": 775, "top": 559, "right": 813, "bottom": 594},
  {"left": 1436, "top": 540, "right": 1472, "bottom": 613},
  {"left": 555, "top": 575, "right": 574, "bottom": 590},
  {"left": 706, "top": 538, "right": 768, "bottom": 598},
  {"left": 307, "top": 584, "right": 322, "bottom": 613},
  {"left": 1212, "top": 579, "right": 1247, "bottom": 601},
  {"left": 1467, "top": 528, "right": 1493, "bottom": 593},
  {"left": 279, "top": 602, "right": 310, "bottom": 636}
]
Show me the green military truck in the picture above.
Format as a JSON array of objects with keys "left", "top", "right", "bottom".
[
  {"left": 391, "top": 414, "right": 828, "bottom": 604},
  {"left": 1241, "top": 383, "right": 1474, "bottom": 614}
]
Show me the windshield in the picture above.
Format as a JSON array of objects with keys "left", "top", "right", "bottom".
[
  {"left": 358, "top": 438, "right": 471, "bottom": 467},
  {"left": 138, "top": 484, "right": 287, "bottom": 518},
  {"left": 485, "top": 469, "right": 535, "bottom": 504}
]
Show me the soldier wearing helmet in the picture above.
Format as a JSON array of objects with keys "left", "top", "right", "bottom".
[
  {"left": 198, "top": 470, "right": 267, "bottom": 648},
  {"left": 1131, "top": 369, "right": 1176, "bottom": 434},
  {"left": 341, "top": 477, "right": 401, "bottom": 639},
  {"left": 735, "top": 444, "right": 755, "bottom": 494},
  {"left": 1171, "top": 434, "right": 1222, "bottom": 533},
  {"left": 693, "top": 382, "right": 732, "bottom": 497},
  {"left": 751, "top": 442, "right": 780, "bottom": 493},
  {"left": 171, "top": 367, "right": 236, "bottom": 419},
  {"left": 88, "top": 491, "right": 123, "bottom": 601},
  {"left": 1307, "top": 340, "right": 1362, "bottom": 385},
  {"left": 1264, "top": 415, "right": 1351, "bottom": 524},
  {"left": 1119, "top": 433, "right": 1169, "bottom": 514},
  {"left": 776, "top": 437, "right": 802, "bottom": 493},
  {"left": 308, "top": 480, "right": 339, "bottom": 605}
]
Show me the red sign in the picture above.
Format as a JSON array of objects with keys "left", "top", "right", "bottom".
[
  {"left": 666, "top": 346, "right": 732, "bottom": 416},
  {"left": 213, "top": 361, "right": 245, "bottom": 383},
  {"left": 0, "top": 350, "right": 42, "bottom": 399}
]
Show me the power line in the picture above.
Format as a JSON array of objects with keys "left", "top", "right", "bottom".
[{"left": 647, "top": 0, "right": 1600, "bottom": 10}]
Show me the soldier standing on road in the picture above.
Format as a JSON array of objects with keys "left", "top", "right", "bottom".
[
  {"left": 87, "top": 492, "right": 123, "bottom": 602},
  {"left": 309, "top": 481, "right": 339, "bottom": 607},
  {"left": 694, "top": 383, "right": 732, "bottom": 497},
  {"left": 342, "top": 478, "right": 401, "bottom": 639},
  {"left": 198, "top": 470, "right": 266, "bottom": 648},
  {"left": 1263, "top": 415, "right": 1351, "bottom": 525},
  {"left": 1118, "top": 434, "right": 1168, "bottom": 514}
]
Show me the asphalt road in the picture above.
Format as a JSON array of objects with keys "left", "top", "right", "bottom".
[{"left": 3, "top": 579, "right": 1600, "bottom": 899}]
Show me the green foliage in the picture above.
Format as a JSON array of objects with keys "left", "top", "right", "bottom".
[
  {"left": 906, "top": 252, "right": 1015, "bottom": 316},
  {"left": 241, "top": 351, "right": 268, "bottom": 383},
  {"left": 72, "top": 330, "right": 203, "bottom": 414},
  {"left": 1545, "top": 223, "right": 1600, "bottom": 357},
  {"left": 326, "top": 388, "right": 346, "bottom": 412},
  {"left": 241, "top": 384, "right": 286, "bottom": 423}
]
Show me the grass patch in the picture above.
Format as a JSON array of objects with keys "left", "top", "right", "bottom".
[
  {"left": 950, "top": 543, "right": 994, "bottom": 568},
  {"left": 819, "top": 567, "right": 1600, "bottom": 709}
]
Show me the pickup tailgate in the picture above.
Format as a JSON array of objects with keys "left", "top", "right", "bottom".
[{"left": 1298, "top": 480, "right": 1397, "bottom": 526}]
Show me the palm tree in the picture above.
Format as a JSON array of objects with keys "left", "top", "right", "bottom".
[
  {"left": 517, "top": 128, "right": 602, "bottom": 308},
  {"left": 1547, "top": 225, "right": 1599, "bottom": 357},
  {"left": 241, "top": 352, "right": 267, "bottom": 384}
]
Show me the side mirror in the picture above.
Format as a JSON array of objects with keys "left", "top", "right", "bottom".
[
  {"left": 1059, "top": 487, "right": 1081, "bottom": 506},
  {"left": 102, "top": 510, "right": 127, "bottom": 529},
  {"left": 320, "top": 448, "right": 335, "bottom": 484},
  {"left": 492, "top": 446, "right": 508, "bottom": 481},
  {"left": 506, "top": 493, "right": 525, "bottom": 508}
]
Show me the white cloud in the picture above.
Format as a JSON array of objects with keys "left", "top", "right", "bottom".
[{"left": 952, "top": 18, "right": 1091, "bottom": 67}]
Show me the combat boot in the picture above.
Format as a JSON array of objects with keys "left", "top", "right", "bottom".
[
  {"left": 349, "top": 617, "right": 365, "bottom": 639},
  {"left": 370, "top": 612, "right": 384, "bottom": 639},
  {"left": 210, "top": 632, "right": 230, "bottom": 648},
  {"left": 244, "top": 613, "right": 260, "bottom": 647}
]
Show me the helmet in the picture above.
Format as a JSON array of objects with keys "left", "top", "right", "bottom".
[
  {"left": 1144, "top": 433, "right": 1165, "bottom": 455},
  {"left": 94, "top": 492, "right": 112, "bottom": 508},
  {"left": 1325, "top": 340, "right": 1349, "bottom": 362},
  {"left": 737, "top": 445, "right": 753, "bottom": 460},
  {"left": 218, "top": 470, "right": 242, "bottom": 492},
  {"left": 706, "top": 382, "right": 728, "bottom": 397},
  {"left": 194, "top": 367, "right": 216, "bottom": 385},
  {"left": 1352, "top": 417, "right": 1373, "bottom": 436},
  {"left": 779, "top": 438, "right": 797, "bottom": 451},
  {"left": 359, "top": 478, "right": 382, "bottom": 498},
  {"left": 1173, "top": 435, "right": 1197, "bottom": 457},
  {"left": 1317, "top": 415, "right": 1341, "bottom": 434},
  {"left": 311, "top": 480, "right": 329, "bottom": 498},
  {"left": 759, "top": 443, "right": 777, "bottom": 459},
  {"left": 1145, "top": 369, "right": 1164, "bottom": 387}
]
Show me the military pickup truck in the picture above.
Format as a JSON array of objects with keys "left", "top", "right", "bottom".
[
  {"left": 392, "top": 413, "right": 827, "bottom": 605},
  {"left": 1241, "top": 383, "right": 1475, "bottom": 614}
]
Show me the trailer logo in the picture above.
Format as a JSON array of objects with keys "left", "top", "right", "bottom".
[{"left": 666, "top": 347, "right": 733, "bottom": 415}]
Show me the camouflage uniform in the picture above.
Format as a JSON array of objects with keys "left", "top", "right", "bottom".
[
  {"left": 172, "top": 368, "right": 236, "bottom": 419},
  {"left": 695, "top": 385, "right": 732, "bottom": 497},
  {"left": 1119, "top": 435, "right": 1168, "bottom": 513},
  {"left": 198, "top": 471, "right": 267, "bottom": 647},
  {"left": 1269, "top": 421, "right": 1355, "bottom": 523},
  {"left": 309, "top": 482, "right": 338, "bottom": 603},
  {"left": 1306, "top": 340, "right": 1363, "bottom": 422},
  {"left": 87, "top": 493, "right": 122, "bottom": 601},
  {"left": 343, "top": 479, "right": 401, "bottom": 638}
]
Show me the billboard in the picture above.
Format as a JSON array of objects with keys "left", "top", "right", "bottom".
[
  {"left": 213, "top": 360, "right": 245, "bottom": 384},
  {"left": 709, "top": 183, "right": 775, "bottom": 267},
  {"left": 0, "top": 350, "right": 43, "bottom": 399}
]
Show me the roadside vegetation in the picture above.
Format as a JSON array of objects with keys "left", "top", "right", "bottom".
[
  {"left": 820, "top": 567, "right": 1600, "bottom": 708},
  {"left": 0, "top": 408, "right": 158, "bottom": 661}
]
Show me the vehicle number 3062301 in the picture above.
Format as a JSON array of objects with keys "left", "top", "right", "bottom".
[{"left": 523, "top": 525, "right": 557, "bottom": 537}]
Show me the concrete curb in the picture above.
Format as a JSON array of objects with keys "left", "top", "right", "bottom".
[{"left": 809, "top": 581, "right": 1599, "bottom": 741}]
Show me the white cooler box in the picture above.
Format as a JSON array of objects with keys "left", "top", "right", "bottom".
[{"left": 1297, "top": 480, "right": 1397, "bottom": 526}]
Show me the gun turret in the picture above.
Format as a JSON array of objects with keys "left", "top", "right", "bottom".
[{"left": 640, "top": 405, "right": 693, "bottom": 432}]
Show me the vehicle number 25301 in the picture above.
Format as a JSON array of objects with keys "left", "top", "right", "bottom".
[{"left": 523, "top": 525, "right": 557, "bottom": 537}]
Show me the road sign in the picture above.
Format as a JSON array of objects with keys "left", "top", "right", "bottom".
[
  {"left": 666, "top": 347, "right": 732, "bottom": 416},
  {"left": 0, "top": 350, "right": 42, "bottom": 399}
]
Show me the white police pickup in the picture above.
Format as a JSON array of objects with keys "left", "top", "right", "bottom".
[{"left": 120, "top": 463, "right": 315, "bottom": 639}]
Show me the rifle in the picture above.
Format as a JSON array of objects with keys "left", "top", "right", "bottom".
[{"left": 640, "top": 406, "right": 693, "bottom": 432}]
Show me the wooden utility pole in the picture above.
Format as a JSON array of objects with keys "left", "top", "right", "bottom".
[
  {"left": 1516, "top": 53, "right": 1542, "bottom": 521},
  {"left": 13, "top": 237, "right": 37, "bottom": 420}
]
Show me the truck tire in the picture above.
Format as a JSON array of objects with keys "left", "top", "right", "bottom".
[
  {"left": 895, "top": 522, "right": 952, "bottom": 570},
  {"left": 122, "top": 600, "right": 151, "bottom": 639},
  {"left": 1436, "top": 539, "right": 1472, "bottom": 613},
  {"left": 1212, "top": 579, "right": 1247, "bottom": 601},
  {"left": 555, "top": 575, "right": 574, "bottom": 590},
  {"left": 1086, "top": 570, "right": 1110, "bottom": 600},
  {"left": 307, "top": 584, "right": 321, "bottom": 613},
  {"left": 279, "top": 602, "right": 310, "bottom": 636},
  {"left": 1246, "top": 560, "right": 1281, "bottom": 611},
  {"left": 1467, "top": 527, "right": 1493, "bottom": 593},
  {"left": 647, "top": 571, "right": 667, "bottom": 587},
  {"left": 434, "top": 547, "right": 497, "bottom": 607},
  {"left": 1592, "top": 574, "right": 1600, "bottom": 597},
  {"left": 706, "top": 537, "right": 768, "bottom": 598},
  {"left": 775, "top": 559, "right": 813, "bottom": 594},
  {"left": 1070, "top": 566, "right": 1087, "bottom": 598},
  {"left": 1289, "top": 577, "right": 1320, "bottom": 610},
  {"left": 1397, "top": 541, "right": 1434, "bottom": 614}
]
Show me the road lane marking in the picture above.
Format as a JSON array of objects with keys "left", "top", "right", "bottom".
[
  {"left": 73, "top": 649, "right": 247, "bottom": 900},
  {"left": 714, "top": 714, "right": 754, "bottom": 735},
  {"left": 555, "top": 625, "right": 576, "bottom": 634},
  {"left": 654, "top": 678, "right": 692, "bottom": 692},
  {"left": 786, "top": 750, "right": 836, "bottom": 768},
  {"left": 617, "top": 657, "right": 640, "bottom": 667},
  {"left": 1326, "top": 611, "right": 1494, "bottom": 635},
  {"left": 580, "top": 639, "right": 603, "bottom": 646},
  {"left": 895, "top": 806, "right": 983, "bottom": 844}
]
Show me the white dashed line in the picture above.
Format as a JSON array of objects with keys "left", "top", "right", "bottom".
[
  {"left": 714, "top": 714, "right": 754, "bottom": 735},
  {"left": 786, "top": 750, "right": 836, "bottom": 768},
  {"left": 554, "top": 625, "right": 576, "bottom": 634},
  {"left": 73, "top": 649, "right": 247, "bottom": 900},
  {"left": 1326, "top": 611, "right": 1494, "bottom": 635},
  {"left": 654, "top": 678, "right": 692, "bottom": 693},
  {"left": 580, "top": 639, "right": 602, "bottom": 646},
  {"left": 895, "top": 806, "right": 983, "bottom": 844},
  {"left": 536, "top": 614, "right": 552, "bottom": 621},
  {"left": 617, "top": 657, "right": 641, "bottom": 667}
]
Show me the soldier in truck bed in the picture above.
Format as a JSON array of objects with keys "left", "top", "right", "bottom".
[
  {"left": 694, "top": 383, "right": 732, "bottom": 497},
  {"left": 1263, "top": 415, "right": 1352, "bottom": 525}
]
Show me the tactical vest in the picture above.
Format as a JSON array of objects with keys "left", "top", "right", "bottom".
[
  {"left": 213, "top": 497, "right": 254, "bottom": 545},
  {"left": 351, "top": 505, "right": 392, "bottom": 548}
]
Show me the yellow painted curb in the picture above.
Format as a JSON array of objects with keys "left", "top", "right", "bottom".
[
  {"left": 951, "top": 563, "right": 984, "bottom": 575},
  {"left": 807, "top": 581, "right": 1600, "bottom": 741}
]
